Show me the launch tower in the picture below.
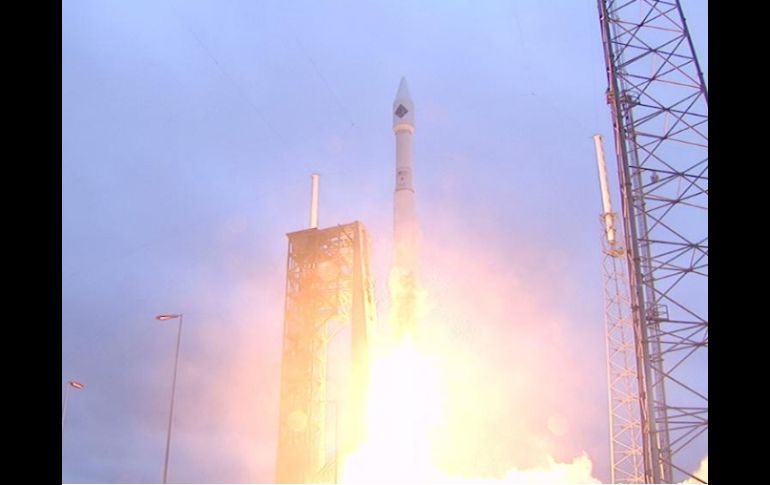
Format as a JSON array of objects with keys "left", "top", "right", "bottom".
[
  {"left": 275, "top": 179, "right": 377, "bottom": 483},
  {"left": 597, "top": 1, "right": 708, "bottom": 482}
]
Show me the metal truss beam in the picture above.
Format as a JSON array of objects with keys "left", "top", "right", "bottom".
[
  {"left": 597, "top": 1, "right": 707, "bottom": 482},
  {"left": 601, "top": 216, "right": 645, "bottom": 484},
  {"left": 276, "top": 222, "right": 376, "bottom": 483}
]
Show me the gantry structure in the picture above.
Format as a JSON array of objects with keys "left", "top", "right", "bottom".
[
  {"left": 276, "top": 222, "right": 377, "bottom": 483},
  {"left": 594, "top": 135, "right": 645, "bottom": 484},
  {"left": 596, "top": 1, "right": 708, "bottom": 482}
]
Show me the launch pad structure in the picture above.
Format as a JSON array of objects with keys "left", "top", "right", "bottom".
[
  {"left": 595, "top": 134, "right": 645, "bottom": 484},
  {"left": 597, "top": 0, "right": 708, "bottom": 482},
  {"left": 275, "top": 221, "right": 377, "bottom": 483}
]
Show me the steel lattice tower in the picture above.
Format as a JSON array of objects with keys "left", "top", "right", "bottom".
[
  {"left": 594, "top": 135, "right": 645, "bottom": 484},
  {"left": 276, "top": 222, "right": 377, "bottom": 483},
  {"left": 601, "top": 218, "right": 647, "bottom": 484},
  {"left": 597, "top": 1, "right": 708, "bottom": 482}
]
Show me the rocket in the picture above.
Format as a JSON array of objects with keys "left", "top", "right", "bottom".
[{"left": 391, "top": 77, "right": 418, "bottom": 340}]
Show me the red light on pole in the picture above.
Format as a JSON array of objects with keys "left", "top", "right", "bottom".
[
  {"left": 63, "top": 379, "right": 85, "bottom": 435},
  {"left": 155, "top": 312, "right": 184, "bottom": 483},
  {"left": 156, "top": 314, "right": 181, "bottom": 321},
  {"left": 68, "top": 380, "right": 85, "bottom": 390}
]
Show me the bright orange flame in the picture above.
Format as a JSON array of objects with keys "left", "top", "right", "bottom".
[
  {"left": 341, "top": 339, "right": 445, "bottom": 483},
  {"left": 338, "top": 285, "right": 601, "bottom": 483},
  {"left": 339, "top": 334, "right": 601, "bottom": 483},
  {"left": 337, "top": 223, "right": 605, "bottom": 483}
]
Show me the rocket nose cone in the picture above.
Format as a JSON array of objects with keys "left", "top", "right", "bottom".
[
  {"left": 395, "top": 77, "right": 412, "bottom": 103},
  {"left": 393, "top": 77, "right": 415, "bottom": 129}
]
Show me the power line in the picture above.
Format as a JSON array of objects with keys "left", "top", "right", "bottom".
[{"left": 170, "top": 5, "right": 291, "bottom": 159}]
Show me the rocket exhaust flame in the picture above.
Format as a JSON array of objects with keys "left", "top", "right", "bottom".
[{"left": 339, "top": 270, "right": 603, "bottom": 483}]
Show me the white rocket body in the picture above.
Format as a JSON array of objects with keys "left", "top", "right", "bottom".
[
  {"left": 393, "top": 78, "right": 418, "bottom": 271},
  {"left": 391, "top": 77, "right": 418, "bottom": 340}
]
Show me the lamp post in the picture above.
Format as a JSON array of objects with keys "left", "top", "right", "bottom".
[
  {"left": 62, "top": 380, "right": 85, "bottom": 435},
  {"left": 156, "top": 313, "right": 183, "bottom": 484}
]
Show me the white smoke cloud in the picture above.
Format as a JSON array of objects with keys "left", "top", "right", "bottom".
[{"left": 682, "top": 456, "right": 708, "bottom": 484}]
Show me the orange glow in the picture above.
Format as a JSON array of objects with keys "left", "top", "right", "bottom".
[
  {"left": 341, "top": 339, "right": 444, "bottom": 483},
  {"left": 338, "top": 244, "right": 603, "bottom": 483},
  {"left": 339, "top": 332, "right": 601, "bottom": 483}
]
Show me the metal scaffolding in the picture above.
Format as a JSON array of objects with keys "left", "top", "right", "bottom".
[
  {"left": 597, "top": 1, "right": 708, "bottom": 482},
  {"left": 275, "top": 222, "right": 377, "bottom": 483},
  {"left": 600, "top": 214, "right": 645, "bottom": 484},
  {"left": 595, "top": 132, "right": 645, "bottom": 484}
]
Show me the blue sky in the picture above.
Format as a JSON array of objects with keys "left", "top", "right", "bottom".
[{"left": 62, "top": 1, "right": 708, "bottom": 482}]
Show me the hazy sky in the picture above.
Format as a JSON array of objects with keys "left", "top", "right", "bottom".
[{"left": 62, "top": 1, "right": 708, "bottom": 483}]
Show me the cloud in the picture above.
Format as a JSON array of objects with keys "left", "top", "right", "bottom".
[{"left": 683, "top": 456, "right": 708, "bottom": 484}]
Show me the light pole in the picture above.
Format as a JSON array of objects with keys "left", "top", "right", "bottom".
[
  {"left": 156, "top": 313, "right": 183, "bottom": 484},
  {"left": 62, "top": 380, "right": 85, "bottom": 435}
]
